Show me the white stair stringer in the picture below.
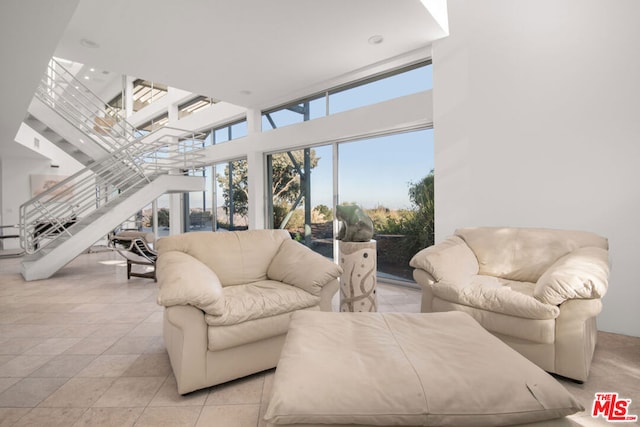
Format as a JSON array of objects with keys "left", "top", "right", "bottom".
[
  {"left": 22, "top": 117, "right": 94, "bottom": 166},
  {"left": 27, "top": 97, "right": 110, "bottom": 162},
  {"left": 21, "top": 174, "right": 204, "bottom": 281}
]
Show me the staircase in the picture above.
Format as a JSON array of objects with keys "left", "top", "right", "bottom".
[
  {"left": 24, "top": 105, "right": 95, "bottom": 166},
  {"left": 19, "top": 59, "right": 207, "bottom": 281}
]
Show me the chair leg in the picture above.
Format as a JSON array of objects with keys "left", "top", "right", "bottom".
[{"left": 127, "top": 261, "right": 132, "bottom": 280}]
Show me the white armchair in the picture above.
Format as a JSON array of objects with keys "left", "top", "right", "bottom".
[
  {"left": 410, "top": 226, "right": 610, "bottom": 382},
  {"left": 156, "top": 229, "right": 342, "bottom": 394}
]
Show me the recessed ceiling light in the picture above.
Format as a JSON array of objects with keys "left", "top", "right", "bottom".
[
  {"left": 240, "top": 90, "right": 252, "bottom": 95},
  {"left": 368, "top": 35, "right": 384, "bottom": 45},
  {"left": 90, "top": 68, "right": 95, "bottom": 72},
  {"left": 80, "top": 38, "right": 100, "bottom": 49},
  {"left": 84, "top": 75, "right": 90, "bottom": 80}
]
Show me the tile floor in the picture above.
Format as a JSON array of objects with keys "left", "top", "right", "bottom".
[
  {"left": 0, "top": 250, "right": 422, "bottom": 426},
  {"left": 0, "top": 250, "right": 638, "bottom": 426}
]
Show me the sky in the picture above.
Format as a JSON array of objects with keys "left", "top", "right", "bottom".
[{"left": 309, "top": 130, "right": 434, "bottom": 210}]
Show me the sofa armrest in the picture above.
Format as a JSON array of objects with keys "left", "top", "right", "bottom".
[
  {"left": 319, "top": 278, "right": 339, "bottom": 311},
  {"left": 156, "top": 251, "right": 225, "bottom": 315},
  {"left": 409, "top": 235, "right": 479, "bottom": 283},
  {"left": 555, "top": 298, "right": 603, "bottom": 382},
  {"left": 267, "top": 239, "right": 343, "bottom": 296},
  {"left": 163, "top": 305, "right": 209, "bottom": 394},
  {"left": 534, "top": 247, "right": 610, "bottom": 305}
]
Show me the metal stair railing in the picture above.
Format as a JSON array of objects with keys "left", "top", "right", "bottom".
[
  {"left": 35, "top": 58, "right": 138, "bottom": 154},
  {"left": 19, "top": 127, "right": 207, "bottom": 254}
]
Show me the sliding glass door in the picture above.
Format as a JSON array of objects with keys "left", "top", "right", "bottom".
[
  {"left": 214, "top": 159, "right": 249, "bottom": 231},
  {"left": 337, "top": 129, "right": 434, "bottom": 281},
  {"left": 266, "top": 129, "right": 434, "bottom": 282},
  {"left": 267, "top": 144, "right": 334, "bottom": 258},
  {"left": 184, "top": 166, "right": 214, "bottom": 231}
]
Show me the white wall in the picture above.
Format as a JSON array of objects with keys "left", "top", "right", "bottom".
[
  {"left": 1, "top": 124, "right": 84, "bottom": 248},
  {"left": 433, "top": 0, "right": 640, "bottom": 336}
]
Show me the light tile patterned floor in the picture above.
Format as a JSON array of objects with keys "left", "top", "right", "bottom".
[
  {"left": 1, "top": 251, "right": 639, "bottom": 426},
  {"left": 0, "top": 250, "right": 421, "bottom": 426}
]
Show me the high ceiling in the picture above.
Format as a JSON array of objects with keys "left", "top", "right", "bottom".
[
  {"left": 1, "top": 1, "right": 447, "bottom": 159},
  {"left": 0, "top": 0, "right": 80, "bottom": 158},
  {"left": 54, "top": 0, "right": 448, "bottom": 109}
]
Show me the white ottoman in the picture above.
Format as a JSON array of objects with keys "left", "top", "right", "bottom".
[{"left": 265, "top": 311, "right": 582, "bottom": 427}]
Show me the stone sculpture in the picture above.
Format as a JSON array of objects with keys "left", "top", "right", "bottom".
[{"left": 336, "top": 204, "right": 374, "bottom": 242}]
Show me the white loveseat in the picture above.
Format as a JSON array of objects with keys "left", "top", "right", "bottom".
[
  {"left": 156, "top": 229, "right": 342, "bottom": 394},
  {"left": 410, "top": 226, "right": 610, "bottom": 382}
]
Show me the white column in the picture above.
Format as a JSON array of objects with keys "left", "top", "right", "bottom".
[
  {"left": 246, "top": 108, "right": 264, "bottom": 230},
  {"left": 246, "top": 108, "right": 262, "bottom": 135},
  {"left": 152, "top": 200, "right": 158, "bottom": 236},
  {"left": 246, "top": 151, "right": 265, "bottom": 230},
  {"left": 169, "top": 193, "right": 182, "bottom": 235},
  {"left": 168, "top": 96, "right": 179, "bottom": 123},
  {"left": 124, "top": 76, "right": 135, "bottom": 118}
]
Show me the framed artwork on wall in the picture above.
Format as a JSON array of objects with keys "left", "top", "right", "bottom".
[{"left": 30, "top": 174, "right": 72, "bottom": 199}]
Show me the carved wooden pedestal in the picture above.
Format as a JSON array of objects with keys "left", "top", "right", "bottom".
[{"left": 338, "top": 240, "right": 377, "bottom": 312}]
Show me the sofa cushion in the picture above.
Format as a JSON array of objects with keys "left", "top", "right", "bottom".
[
  {"left": 156, "top": 229, "right": 291, "bottom": 286},
  {"left": 267, "top": 239, "right": 342, "bottom": 296},
  {"left": 534, "top": 247, "right": 610, "bottom": 305},
  {"left": 431, "top": 298, "right": 556, "bottom": 343},
  {"left": 455, "top": 227, "right": 608, "bottom": 283},
  {"left": 430, "top": 275, "right": 560, "bottom": 320},
  {"left": 207, "top": 306, "right": 320, "bottom": 351},
  {"left": 204, "top": 280, "right": 320, "bottom": 326},
  {"left": 409, "top": 235, "right": 479, "bottom": 282},
  {"left": 156, "top": 251, "right": 225, "bottom": 315}
]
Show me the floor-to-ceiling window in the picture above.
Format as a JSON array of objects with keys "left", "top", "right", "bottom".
[
  {"left": 155, "top": 194, "right": 171, "bottom": 237},
  {"left": 214, "top": 159, "right": 249, "bottom": 230},
  {"left": 261, "top": 61, "right": 434, "bottom": 281},
  {"left": 265, "top": 129, "right": 433, "bottom": 282},
  {"left": 267, "top": 144, "right": 334, "bottom": 258},
  {"left": 338, "top": 129, "right": 434, "bottom": 281},
  {"left": 184, "top": 166, "right": 214, "bottom": 232}
]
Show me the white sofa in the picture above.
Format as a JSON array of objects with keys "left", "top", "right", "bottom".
[
  {"left": 410, "top": 226, "right": 610, "bottom": 382},
  {"left": 155, "top": 229, "right": 342, "bottom": 394}
]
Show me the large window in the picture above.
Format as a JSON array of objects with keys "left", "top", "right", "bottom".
[
  {"left": 154, "top": 194, "right": 171, "bottom": 237},
  {"left": 107, "top": 79, "right": 168, "bottom": 117},
  {"left": 212, "top": 121, "right": 248, "bottom": 144},
  {"left": 262, "top": 98, "right": 326, "bottom": 130},
  {"left": 184, "top": 166, "right": 214, "bottom": 232},
  {"left": 214, "top": 159, "right": 249, "bottom": 230},
  {"left": 178, "top": 96, "right": 218, "bottom": 119},
  {"left": 182, "top": 160, "right": 250, "bottom": 232},
  {"left": 262, "top": 62, "right": 432, "bottom": 131},
  {"left": 191, "top": 120, "right": 248, "bottom": 148},
  {"left": 338, "top": 129, "right": 434, "bottom": 281},
  {"left": 136, "top": 113, "right": 168, "bottom": 135},
  {"left": 330, "top": 64, "right": 432, "bottom": 115},
  {"left": 131, "top": 79, "right": 168, "bottom": 112},
  {"left": 267, "top": 145, "right": 334, "bottom": 258},
  {"left": 264, "top": 129, "right": 434, "bottom": 281}
]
